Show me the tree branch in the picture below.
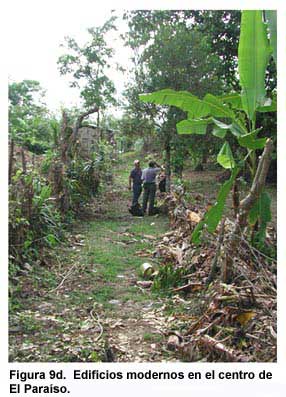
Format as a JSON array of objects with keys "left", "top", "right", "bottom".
[
  {"left": 60, "top": 110, "right": 69, "bottom": 163},
  {"left": 67, "top": 106, "right": 99, "bottom": 155},
  {"left": 73, "top": 106, "right": 99, "bottom": 138},
  {"left": 239, "top": 138, "right": 273, "bottom": 227},
  {"left": 222, "top": 138, "right": 274, "bottom": 283}
]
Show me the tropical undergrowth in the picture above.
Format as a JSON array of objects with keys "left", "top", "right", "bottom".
[{"left": 9, "top": 121, "right": 115, "bottom": 314}]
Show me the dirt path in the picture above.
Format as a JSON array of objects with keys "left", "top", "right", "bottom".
[{"left": 9, "top": 157, "right": 179, "bottom": 362}]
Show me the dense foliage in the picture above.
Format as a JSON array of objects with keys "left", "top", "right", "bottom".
[
  {"left": 9, "top": 89, "right": 115, "bottom": 277},
  {"left": 122, "top": 11, "right": 246, "bottom": 179},
  {"left": 139, "top": 10, "right": 276, "bottom": 255}
]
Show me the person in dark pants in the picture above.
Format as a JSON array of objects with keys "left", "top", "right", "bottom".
[
  {"left": 142, "top": 161, "right": 162, "bottom": 215},
  {"left": 129, "top": 160, "right": 142, "bottom": 207}
]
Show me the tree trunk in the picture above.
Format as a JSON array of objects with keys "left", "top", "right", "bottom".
[
  {"left": 202, "top": 149, "right": 208, "bottom": 165},
  {"left": 232, "top": 178, "right": 240, "bottom": 218},
  {"left": 97, "top": 111, "right": 101, "bottom": 137},
  {"left": 21, "top": 148, "right": 27, "bottom": 174},
  {"left": 9, "top": 139, "right": 15, "bottom": 184},
  {"left": 222, "top": 139, "right": 273, "bottom": 283},
  {"left": 60, "top": 110, "right": 69, "bottom": 164},
  {"left": 165, "top": 139, "right": 171, "bottom": 192}
]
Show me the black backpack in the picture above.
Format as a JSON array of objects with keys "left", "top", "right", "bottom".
[{"left": 128, "top": 203, "right": 144, "bottom": 216}]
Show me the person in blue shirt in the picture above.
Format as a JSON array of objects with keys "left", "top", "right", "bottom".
[
  {"left": 141, "top": 161, "right": 162, "bottom": 215},
  {"left": 129, "top": 159, "right": 142, "bottom": 207}
]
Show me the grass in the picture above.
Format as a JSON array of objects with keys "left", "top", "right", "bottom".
[
  {"left": 80, "top": 213, "right": 168, "bottom": 285},
  {"left": 143, "top": 332, "right": 164, "bottom": 343},
  {"left": 7, "top": 151, "right": 184, "bottom": 362}
]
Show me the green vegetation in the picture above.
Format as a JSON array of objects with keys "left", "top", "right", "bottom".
[
  {"left": 9, "top": 164, "right": 170, "bottom": 361},
  {"left": 9, "top": 9, "right": 276, "bottom": 363},
  {"left": 140, "top": 10, "right": 276, "bottom": 250},
  {"left": 57, "top": 16, "right": 117, "bottom": 123},
  {"left": 152, "top": 264, "right": 187, "bottom": 292}
]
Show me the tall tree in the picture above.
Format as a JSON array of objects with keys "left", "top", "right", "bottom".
[
  {"left": 190, "top": 10, "right": 241, "bottom": 90},
  {"left": 123, "top": 10, "right": 225, "bottom": 187},
  {"left": 9, "top": 79, "right": 53, "bottom": 181},
  {"left": 9, "top": 80, "right": 52, "bottom": 149},
  {"left": 124, "top": 10, "right": 241, "bottom": 90},
  {"left": 57, "top": 16, "right": 117, "bottom": 126},
  {"left": 139, "top": 11, "right": 276, "bottom": 268}
]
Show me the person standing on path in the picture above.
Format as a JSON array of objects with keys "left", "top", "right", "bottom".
[
  {"left": 142, "top": 161, "right": 162, "bottom": 215},
  {"left": 129, "top": 160, "right": 143, "bottom": 207}
]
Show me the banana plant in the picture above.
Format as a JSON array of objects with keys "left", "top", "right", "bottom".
[{"left": 140, "top": 10, "right": 276, "bottom": 245}]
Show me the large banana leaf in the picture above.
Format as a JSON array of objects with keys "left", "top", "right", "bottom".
[
  {"left": 238, "top": 129, "right": 267, "bottom": 150},
  {"left": 212, "top": 118, "right": 231, "bottom": 139},
  {"left": 203, "top": 94, "right": 235, "bottom": 118},
  {"left": 212, "top": 118, "right": 246, "bottom": 138},
  {"left": 140, "top": 89, "right": 247, "bottom": 135},
  {"left": 192, "top": 167, "right": 240, "bottom": 244},
  {"left": 139, "top": 89, "right": 210, "bottom": 118},
  {"left": 248, "top": 191, "right": 272, "bottom": 247},
  {"left": 219, "top": 92, "right": 276, "bottom": 113},
  {"left": 217, "top": 142, "right": 235, "bottom": 169},
  {"left": 140, "top": 89, "right": 238, "bottom": 119},
  {"left": 177, "top": 118, "right": 212, "bottom": 135},
  {"left": 238, "top": 10, "right": 271, "bottom": 121},
  {"left": 218, "top": 93, "right": 243, "bottom": 109}
]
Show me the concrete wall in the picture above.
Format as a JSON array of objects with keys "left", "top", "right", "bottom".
[{"left": 77, "top": 127, "right": 100, "bottom": 157}]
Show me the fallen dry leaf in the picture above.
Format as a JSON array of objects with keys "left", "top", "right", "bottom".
[
  {"left": 187, "top": 211, "right": 201, "bottom": 223},
  {"left": 235, "top": 311, "right": 255, "bottom": 326}
]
